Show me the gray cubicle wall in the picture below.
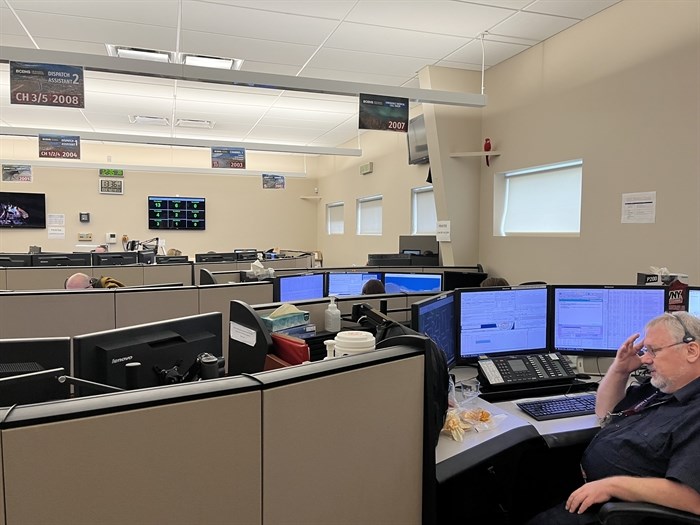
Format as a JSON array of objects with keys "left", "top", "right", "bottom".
[
  {"left": 258, "top": 348, "right": 424, "bottom": 525},
  {"left": 0, "top": 377, "right": 263, "bottom": 525},
  {"left": 0, "top": 344, "right": 425, "bottom": 525},
  {"left": 114, "top": 286, "right": 200, "bottom": 328},
  {"left": 193, "top": 254, "right": 314, "bottom": 284},
  {"left": 143, "top": 263, "right": 192, "bottom": 286},
  {"left": 0, "top": 269, "right": 6, "bottom": 290},
  {"left": 0, "top": 290, "right": 116, "bottom": 340},
  {"left": 5, "top": 266, "right": 94, "bottom": 291}
]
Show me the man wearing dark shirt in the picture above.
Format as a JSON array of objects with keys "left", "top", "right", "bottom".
[{"left": 527, "top": 311, "right": 700, "bottom": 524}]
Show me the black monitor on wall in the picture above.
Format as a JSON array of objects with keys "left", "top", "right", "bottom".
[
  {"left": 0, "top": 253, "right": 32, "bottom": 267},
  {"left": 32, "top": 252, "right": 92, "bottom": 266},
  {"left": 457, "top": 285, "right": 549, "bottom": 363},
  {"left": 411, "top": 292, "right": 456, "bottom": 369},
  {"left": 273, "top": 273, "right": 325, "bottom": 302},
  {"left": 73, "top": 312, "right": 223, "bottom": 394},
  {"left": 91, "top": 251, "right": 138, "bottom": 266},
  {"left": 550, "top": 285, "right": 667, "bottom": 358},
  {"left": 195, "top": 252, "right": 238, "bottom": 263},
  {"left": 0, "top": 337, "right": 71, "bottom": 406}
]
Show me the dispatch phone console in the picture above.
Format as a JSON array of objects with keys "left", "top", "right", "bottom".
[{"left": 477, "top": 352, "right": 577, "bottom": 391}]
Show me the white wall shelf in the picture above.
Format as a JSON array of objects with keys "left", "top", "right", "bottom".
[
  {"left": 449, "top": 151, "right": 501, "bottom": 158},
  {"left": 300, "top": 196, "right": 322, "bottom": 200}
]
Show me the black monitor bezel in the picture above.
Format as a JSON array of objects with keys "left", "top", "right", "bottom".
[
  {"left": 688, "top": 287, "right": 700, "bottom": 317},
  {"left": 194, "top": 252, "right": 238, "bottom": 263},
  {"left": 0, "top": 253, "right": 32, "bottom": 267},
  {"left": 411, "top": 291, "right": 457, "bottom": 370},
  {"left": 549, "top": 284, "right": 668, "bottom": 358},
  {"left": 456, "top": 285, "right": 550, "bottom": 365},
  {"left": 91, "top": 251, "right": 138, "bottom": 266},
  {"left": 32, "top": 252, "right": 92, "bottom": 266},
  {"left": 273, "top": 273, "right": 326, "bottom": 303}
]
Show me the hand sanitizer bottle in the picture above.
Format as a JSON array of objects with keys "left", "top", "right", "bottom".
[{"left": 325, "top": 296, "right": 341, "bottom": 333}]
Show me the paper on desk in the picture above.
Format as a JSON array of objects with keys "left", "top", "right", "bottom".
[
  {"left": 250, "top": 259, "right": 274, "bottom": 278},
  {"left": 268, "top": 303, "right": 304, "bottom": 319}
]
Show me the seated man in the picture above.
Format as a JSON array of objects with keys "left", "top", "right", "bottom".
[
  {"left": 527, "top": 311, "right": 700, "bottom": 524},
  {"left": 65, "top": 272, "right": 124, "bottom": 289}
]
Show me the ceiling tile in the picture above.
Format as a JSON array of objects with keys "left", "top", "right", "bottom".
[
  {"left": 434, "top": 60, "right": 485, "bottom": 72},
  {"left": 524, "top": 0, "right": 620, "bottom": 19},
  {"left": 275, "top": 94, "right": 357, "bottom": 114},
  {"left": 465, "top": 0, "right": 532, "bottom": 8},
  {"left": 196, "top": 0, "right": 357, "bottom": 20},
  {"left": 176, "top": 86, "right": 279, "bottom": 108},
  {"left": 1, "top": 6, "right": 26, "bottom": 35},
  {"left": 10, "top": 1, "right": 181, "bottom": 27},
  {"left": 489, "top": 11, "right": 579, "bottom": 41},
  {"left": 306, "top": 48, "right": 432, "bottom": 77},
  {"left": 33, "top": 38, "right": 112, "bottom": 55},
  {"left": 444, "top": 39, "right": 529, "bottom": 66}
]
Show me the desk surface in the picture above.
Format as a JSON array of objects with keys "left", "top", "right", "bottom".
[{"left": 436, "top": 367, "right": 602, "bottom": 483}]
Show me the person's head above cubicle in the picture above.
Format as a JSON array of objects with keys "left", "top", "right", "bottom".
[
  {"left": 480, "top": 276, "right": 510, "bottom": 287},
  {"left": 65, "top": 272, "right": 125, "bottom": 289},
  {"left": 362, "top": 279, "right": 385, "bottom": 295}
]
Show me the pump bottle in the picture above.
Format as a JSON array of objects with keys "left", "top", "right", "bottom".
[{"left": 324, "top": 296, "right": 341, "bottom": 332}]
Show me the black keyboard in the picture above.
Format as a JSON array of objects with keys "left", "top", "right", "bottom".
[{"left": 516, "top": 393, "right": 597, "bottom": 421}]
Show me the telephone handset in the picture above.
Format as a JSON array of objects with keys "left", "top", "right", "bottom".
[{"left": 477, "top": 352, "right": 576, "bottom": 390}]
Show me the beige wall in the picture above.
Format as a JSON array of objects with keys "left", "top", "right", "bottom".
[
  {"left": 0, "top": 138, "right": 318, "bottom": 255},
  {"left": 479, "top": 0, "right": 700, "bottom": 285}
]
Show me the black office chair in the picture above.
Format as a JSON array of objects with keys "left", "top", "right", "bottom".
[{"left": 598, "top": 502, "right": 700, "bottom": 525}]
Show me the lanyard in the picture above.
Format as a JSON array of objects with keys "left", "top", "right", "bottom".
[{"left": 600, "top": 390, "right": 670, "bottom": 428}]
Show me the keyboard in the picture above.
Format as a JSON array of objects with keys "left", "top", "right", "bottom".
[{"left": 516, "top": 393, "right": 597, "bottom": 421}]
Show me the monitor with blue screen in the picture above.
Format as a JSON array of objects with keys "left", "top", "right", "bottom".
[
  {"left": 551, "top": 285, "right": 667, "bottom": 357},
  {"left": 411, "top": 292, "right": 456, "bottom": 369},
  {"left": 383, "top": 272, "right": 442, "bottom": 293},
  {"left": 327, "top": 272, "right": 382, "bottom": 296},
  {"left": 458, "top": 286, "right": 549, "bottom": 362},
  {"left": 274, "top": 273, "right": 325, "bottom": 302}
]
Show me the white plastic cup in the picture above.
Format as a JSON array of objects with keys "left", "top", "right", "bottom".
[{"left": 333, "top": 331, "right": 375, "bottom": 357}]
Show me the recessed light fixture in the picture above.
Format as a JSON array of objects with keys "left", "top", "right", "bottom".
[
  {"left": 106, "top": 44, "right": 174, "bottom": 63},
  {"left": 129, "top": 115, "right": 171, "bottom": 126},
  {"left": 175, "top": 118, "right": 215, "bottom": 129},
  {"left": 180, "top": 53, "right": 243, "bottom": 70}
]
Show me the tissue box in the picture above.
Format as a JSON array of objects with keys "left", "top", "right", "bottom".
[
  {"left": 637, "top": 272, "right": 688, "bottom": 285},
  {"left": 262, "top": 311, "right": 310, "bottom": 332}
]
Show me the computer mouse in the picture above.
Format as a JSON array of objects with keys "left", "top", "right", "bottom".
[{"left": 576, "top": 373, "right": 592, "bottom": 380}]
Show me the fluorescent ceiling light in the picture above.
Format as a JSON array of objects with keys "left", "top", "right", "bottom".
[
  {"left": 129, "top": 115, "right": 171, "bottom": 126},
  {"left": 106, "top": 44, "right": 173, "bottom": 63},
  {"left": 181, "top": 53, "right": 243, "bottom": 70},
  {"left": 175, "top": 118, "right": 215, "bottom": 129}
]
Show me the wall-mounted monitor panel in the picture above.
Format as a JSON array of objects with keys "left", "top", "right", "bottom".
[
  {"left": 0, "top": 191, "right": 46, "bottom": 229},
  {"left": 148, "top": 196, "right": 205, "bottom": 230}
]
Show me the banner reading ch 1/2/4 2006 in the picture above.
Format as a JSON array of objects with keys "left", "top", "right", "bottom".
[{"left": 10, "top": 61, "right": 85, "bottom": 109}]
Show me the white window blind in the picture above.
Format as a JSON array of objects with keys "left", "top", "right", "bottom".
[
  {"left": 327, "top": 202, "right": 344, "bottom": 235},
  {"left": 357, "top": 195, "right": 383, "bottom": 235},
  {"left": 412, "top": 186, "right": 437, "bottom": 234},
  {"left": 500, "top": 160, "right": 582, "bottom": 236}
]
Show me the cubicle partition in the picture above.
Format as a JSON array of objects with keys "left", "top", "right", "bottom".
[
  {"left": 0, "top": 290, "right": 116, "bottom": 339},
  {"left": 0, "top": 269, "right": 6, "bottom": 290},
  {"left": 5, "top": 265, "right": 94, "bottom": 291},
  {"left": 0, "top": 345, "right": 426, "bottom": 525},
  {"left": 143, "top": 262, "right": 192, "bottom": 286},
  {"left": 114, "top": 286, "right": 200, "bottom": 328}
]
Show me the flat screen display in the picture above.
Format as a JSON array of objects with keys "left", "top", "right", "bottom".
[
  {"left": 412, "top": 292, "right": 456, "bottom": 369},
  {"left": 551, "top": 285, "right": 667, "bottom": 357},
  {"left": 148, "top": 196, "right": 205, "bottom": 230},
  {"left": 458, "top": 286, "right": 548, "bottom": 361},
  {"left": 689, "top": 288, "right": 700, "bottom": 317},
  {"left": 0, "top": 191, "right": 46, "bottom": 228},
  {"left": 384, "top": 272, "right": 442, "bottom": 294},
  {"left": 275, "top": 273, "right": 325, "bottom": 302},
  {"left": 327, "top": 272, "right": 382, "bottom": 296}
]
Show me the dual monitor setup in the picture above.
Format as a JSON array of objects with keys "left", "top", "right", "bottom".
[
  {"left": 1, "top": 312, "right": 224, "bottom": 407},
  {"left": 411, "top": 284, "right": 695, "bottom": 371},
  {"left": 270, "top": 269, "right": 486, "bottom": 303}
]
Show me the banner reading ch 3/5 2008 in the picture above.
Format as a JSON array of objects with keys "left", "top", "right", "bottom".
[{"left": 10, "top": 61, "right": 85, "bottom": 108}]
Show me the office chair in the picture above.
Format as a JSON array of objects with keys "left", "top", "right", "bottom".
[{"left": 598, "top": 502, "right": 700, "bottom": 525}]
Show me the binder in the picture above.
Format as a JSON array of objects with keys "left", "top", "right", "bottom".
[{"left": 270, "top": 333, "right": 310, "bottom": 365}]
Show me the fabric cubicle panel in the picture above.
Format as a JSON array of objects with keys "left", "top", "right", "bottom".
[
  {"left": 5, "top": 266, "right": 94, "bottom": 291},
  {"left": 0, "top": 269, "right": 6, "bottom": 290},
  {"left": 258, "top": 347, "right": 424, "bottom": 525},
  {"left": 93, "top": 264, "right": 144, "bottom": 287},
  {"left": 143, "top": 262, "right": 193, "bottom": 285},
  {"left": 0, "top": 445, "right": 4, "bottom": 525},
  {"left": 0, "top": 290, "right": 116, "bottom": 339},
  {"left": 0, "top": 378, "right": 262, "bottom": 525},
  {"left": 114, "top": 286, "right": 199, "bottom": 328}
]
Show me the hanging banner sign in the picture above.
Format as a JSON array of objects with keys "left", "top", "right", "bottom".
[
  {"left": 10, "top": 61, "right": 85, "bottom": 108},
  {"left": 358, "top": 93, "right": 408, "bottom": 132},
  {"left": 212, "top": 146, "right": 246, "bottom": 169},
  {"left": 262, "top": 174, "right": 285, "bottom": 189},
  {"left": 2, "top": 164, "right": 32, "bottom": 182},
  {"left": 38, "top": 134, "right": 81, "bottom": 159}
]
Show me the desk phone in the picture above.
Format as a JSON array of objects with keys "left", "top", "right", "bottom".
[{"left": 477, "top": 352, "right": 576, "bottom": 390}]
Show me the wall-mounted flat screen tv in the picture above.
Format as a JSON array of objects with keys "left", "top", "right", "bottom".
[
  {"left": 407, "top": 114, "right": 429, "bottom": 165},
  {"left": 148, "top": 196, "right": 205, "bottom": 230},
  {"left": 0, "top": 192, "right": 47, "bottom": 228}
]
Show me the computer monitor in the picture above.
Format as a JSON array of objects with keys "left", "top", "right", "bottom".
[
  {"left": 195, "top": 252, "right": 238, "bottom": 263},
  {"left": 327, "top": 272, "right": 382, "bottom": 297},
  {"left": 32, "top": 252, "right": 92, "bottom": 266},
  {"left": 0, "top": 337, "right": 71, "bottom": 406},
  {"left": 366, "top": 253, "right": 411, "bottom": 266},
  {"left": 234, "top": 249, "right": 259, "bottom": 261},
  {"left": 137, "top": 250, "right": 156, "bottom": 265},
  {"left": 273, "top": 273, "right": 325, "bottom": 302},
  {"left": 73, "top": 312, "right": 223, "bottom": 394},
  {"left": 384, "top": 272, "right": 442, "bottom": 293},
  {"left": 155, "top": 255, "right": 189, "bottom": 264},
  {"left": 411, "top": 292, "right": 456, "bottom": 369},
  {"left": 443, "top": 270, "right": 488, "bottom": 290},
  {"left": 91, "top": 252, "right": 138, "bottom": 266},
  {"left": 457, "top": 285, "right": 549, "bottom": 363},
  {"left": 689, "top": 288, "right": 700, "bottom": 317},
  {"left": 550, "top": 285, "right": 667, "bottom": 357},
  {"left": 0, "top": 253, "right": 32, "bottom": 267}
]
